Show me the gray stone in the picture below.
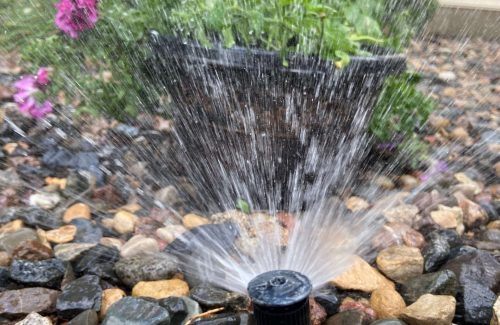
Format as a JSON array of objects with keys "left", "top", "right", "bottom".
[
  {"left": 190, "top": 284, "right": 249, "bottom": 310},
  {"left": 102, "top": 297, "right": 170, "bottom": 325},
  {"left": 15, "top": 312, "right": 51, "bottom": 325},
  {"left": 114, "top": 253, "right": 179, "bottom": 288},
  {"left": 9, "top": 259, "right": 65, "bottom": 288},
  {"left": 370, "top": 320, "right": 408, "bottom": 325},
  {"left": 54, "top": 243, "right": 96, "bottom": 262},
  {"left": 0, "top": 228, "right": 38, "bottom": 254},
  {"left": 400, "top": 270, "right": 458, "bottom": 304},
  {"left": 326, "top": 310, "right": 364, "bottom": 325},
  {"left": 56, "top": 275, "right": 102, "bottom": 319},
  {"left": 192, "top": 312, "right": 254, "bottom": 324},
  {"left": 68, "top": 310, "right": 99, "bottom": 325},
  {"left": 16, "top": 207, "right": 63, "bottom": 230},
  {"left": 0, "top": 287, "right": 59, "bottom": 316}
]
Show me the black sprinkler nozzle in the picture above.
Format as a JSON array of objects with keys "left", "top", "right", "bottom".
[{"left": 247, "top": 270, "right": 312, "bottom": 325}]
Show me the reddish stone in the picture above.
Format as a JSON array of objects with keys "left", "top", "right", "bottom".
[
  {"left": 309, "top": 297, "right": 327, "bottom": 325},
  {"left": 12, "top": 240, "right": 53, "bottom": 261}
]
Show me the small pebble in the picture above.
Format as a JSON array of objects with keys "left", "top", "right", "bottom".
[
  {"left": 63, "top": 203, "right": 91, "bottom": 223},
  {"left": 46, "top": 225, "right": 77, "bottom": 244}
]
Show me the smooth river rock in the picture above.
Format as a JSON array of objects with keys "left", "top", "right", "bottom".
[
  {"left": 102, "top": 297, "right": 170, "bottom": 325},
  {"left": 399, "top": 269, "right": 458, "bottom": 304},
  {"left": 376, "top": 245, "right": 423, "bottom": 283},
  {"left": 401, "top": 294, "right": 456, "bottom": 325},
  {"left": 0, "top": 287, "right": 59, "bottom": 316},
  {"left": 56, "top": 275, "right": 102, "bottom": 319},
  {"left": 114, "top": 253, "right": 179, "bottom": 287}
]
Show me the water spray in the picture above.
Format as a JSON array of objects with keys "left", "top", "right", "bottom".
[{"left": 247, "top": 270, "right": 312, "bottom": 325}]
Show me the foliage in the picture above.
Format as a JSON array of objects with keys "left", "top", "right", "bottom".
[{"left": 0, "top": 0, "right": 437, "bottom": 149}]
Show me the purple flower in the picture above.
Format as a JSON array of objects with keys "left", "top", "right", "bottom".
[
  {"left": 55, "top": 0, "right": 99, "bottom": 39},
  {"left": 14, "top": 68, "right": 53, "bottom": 119},
  {"left": 420, "top": 160, "right": 448, "bottom": 182}
]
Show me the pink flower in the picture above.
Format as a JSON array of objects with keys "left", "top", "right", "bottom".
[
  {"left": 14, "top": 67, "right": 53, "bottom": 119},
  {"left": 55, "top": 0, "right": 99, "bottom": 39}
]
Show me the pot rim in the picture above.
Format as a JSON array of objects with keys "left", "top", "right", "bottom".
[{"left": 149, "top": 32, "right": 406, "bottom": 75}]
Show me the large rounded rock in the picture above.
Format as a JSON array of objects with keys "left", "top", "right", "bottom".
[
  {"left": 369, "top": 288, "right": 406, "bottom": 319},
  {"left": 441, "top": 249, "right": 500, "bottom": 324},
  {"left": 399, "top": 270, "right": 458, "bottom": 304},
  {"left": 114, "top": 253, "right": 179, "bottom": 288},
  {"left": 132, "top": 279, "right": 189, "bottom": 300},
  {"left": 0, "top": 287, "right": 59, "bottom": 316},
  {"left": 102, "top": 297, "right": 170, "bottom": 325},
  {"left": 72, "top": 245, "right": 119, "bottom": 283},
  {"left": 325, "top": 310, "right": 364, "bottom": 325},
  {"left": 9, "top": 258, "right": 65, "bottom": 288},
  {"left": 191, "top": 312, "right": 253, "bottom": 324},
  {"left": 401, "top": 294, "right": 456, "bottom": 325},
  {"left": 56, "top": 275, "right": 102, "bottom": 319},
  {"left": 190, "top": 284, "right": 249, "bottom": 310},
  {"left": 376, "top": 246, "right": 423, "bottom": 283}
]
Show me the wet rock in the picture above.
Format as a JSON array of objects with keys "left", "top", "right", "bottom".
[
  {"left": 182, "top": 213, "right": 209, "bottom": 229},
  {"left": 132, "top": 279, "right": 189, "bottom": 299},
  {"left": 454, "top": 192, "right": 488, "bottom": 228},
  {"left": 73, "top": 245, "right": 119, "bottom": 283},
  {"left": 330, "top": 256, "right": 394, "bottom": 293},
  {"left": 54, "top": 243, "right": 96, "bottom": 262},
  {"left": 481, "top": 229, "right": 500, "bottom": 242},
  {"left": 492, "top": 296, "right": 500, "bottom": 325},
  {"left": 46, "top": 225, "right": 77, "bottom": 244},
  {"left": 400, "top": 294, "right": 456, "bottom": 325},
  {"left": 9, "top": 258, "right": 65, "bottom": 288},
  {"left": 120, "top": 235, "right": 159, "bottom": 258},
  {"left": 68, "top": 310, "right": 99, "bottom": 325},
  {"left": 345, "top": 196, "right": 370, "bottom": 212},
  {"left": 399, "top": 270, "right": 458, "bottom": 304},
  {"left": 190, "top": 284, "right": 249, "bottom": 310},
  {"left": 422, "top": 230, "right": 461, "bottom": 272},
  {"left": 42, "top": 147, "right": 100, "bottom": 180},
  {"left": 100, "top": 288, "right": 126, "bottom": 318},
  {"left": 382, "top": 204, "right": 419, "bottom": 226},
  {"left": 63, "top": 203, "right": 91, "bottom": 223},
  {"left": 372, "top": 223, "right": 425, "bottom": 250},
  {"left": 16, "top": 207, "right": 63, "bottom": 230},
  {"left": 0, "top": 287, "right": 59, "bottom": 316},
  {"left": 314, "top": 293, "right": 341, "bottom": 316},
  {"left": 398, "top": 175, "right": 419, "bottom": 190},
  {"left": 325, "top": 310, "right": 364, "bottom": 325},
  {"left": 102, "top": 297, "right": 170, "bottom": 325},
  {"left": 71, "top": 219, "right": 102, "bottom": 243},
  {"left": 156, "top": 225, "right": 186, "bottom": 243},
  {"left": 56, "top": 275, "right": 102, "bottom": 319},
  {"left": 192, "top": 312, "right": 254, "bottom": 325},
  {"left": 158, "top": 296, "right": 201, "bottom": 325},
  {"left": 438, "top": 71, "right": 456, "bottom": 82},
  {"left": 11, "top": 240, "right": 53, "bottom": 261},
  {"left": 310, "top": 297, "right": 327, "bottom": 325},
  {"left": 430, "top": 205, "right": 463, "bottom": 229},
  {"left": 376, "top": 246, "right": 423, "bottom": 283},
  {"left": 338, "top": 297, "right": 375, "bottom": 323},
  {"left": 112, "top": 210, "right": 138, "bottom": 235},
  {"left": 28, "top": 192, "right": 61, "bottom": 210},
  {"left": 114, "top": 253, "right": 179, "bottom": 287},
  {"left": 369, "top": 288, "right": 406, "bottom": 319},
  {"left": 0, "top": 228, "right": 38, "bottom": 254},
  {"left": 99, "top": 237, "right": 123, "bottom": 250},
  {"left": 15, "top": 312, "right": 52, "bottom": 325},
  {"left": 155, "top": 186, "right": 181, "bottom": 206}
]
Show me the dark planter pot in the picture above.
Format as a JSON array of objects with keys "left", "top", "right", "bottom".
[{"left": 149, "top": 34, "right": 406, "bottom": 211}]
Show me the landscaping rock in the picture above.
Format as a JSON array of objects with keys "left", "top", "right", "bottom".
[
  {"left": 16, "top": 207, "right": 63, "bottom": 230},
  {"left": 330, "top": 256, "right": 394, "bottom": 292},
  {"left": 112, "top": 210, "right": 137, "bottom": 234},
  {"left": 158, "top": 296, "right": 188, "bottom": 325},
  {"left": 382, "top": 204, "right": 419, "bottom": 226},
  {"left": 54, "top": 243, "right": 96, "bottom": 261},
  {"left": 314, "top": 292, "right": 341, "bottom": 317},
  {"left": 100, "top": 288, "right": 125, "bottom": 318},
  {"left": 182, "top": 213, "right": 209, "bottom": 229},
  {"left": 72, "top": 245, "right": 120, "bottom": 282},
  {"left": 430, "top": 205, "right": 462, "bottom": 229},
  {"left": 422, "top": 230, "right": 461, "bottom": 272},
  {"left": 325, "top": 310, "right": 364, "bottom": 325},
  {"left": 399, "top": 269, "right": 458, "bottom": 304},
  {"left": 9, "top": 258, "right": 65, "bottom": 288},
  {"left": 101, "top": 297, "right": 170, "bottom": 325},
  {"left": 132, "top": 279, "right": 189, "bottom": 299},
  {"left": 46, "top": 225, "right": 77, "bottom": 244},
  {"left": 120, "top": 235, "right": 159, "bottom": 258},
  {"left": 114, "top": 252, "right": 179, "bottom": 287},
  {"left": 71, "top": 219, "right": 102, "bottom": 243},
  {"left": 56, "top": 275, "right": 102, "bottom": 319},
  {"left": 376, "top": 246, "right": 423, "bottom": 283},
  {"left": 0, "top": 287, "right": 59, "bottom": 316},
  {"left": 29, "top": 192, "right": 61, "bottom": 210},
  {"left": 68, "top": 310, "right": 99, "bottom": 325},
  {"left": 370, "top": 321, "right": 408, "bottom": 325},
  {"left": 11, "top": 240, "right": 53, "bottom": 261},
  {"left": 190, "top": 284, "right": 249, "bottom": 310},
  {"left": 401, "top": 294, "right": 456, "bottom": 325},
  {"left": 369, "top": 288, "right": 406, "bottom": 319},
  {"left": 191, "top": 312, "right": 254, "bottom": 325},
  {"left": 0, "top": 228, "right": 38, "bottom": 253},
  {"left": 63, "top": 203, "right": 91, "bottom": 223},
  {"left": 15, "top": 312, "right": 52, "bottom": 325}
]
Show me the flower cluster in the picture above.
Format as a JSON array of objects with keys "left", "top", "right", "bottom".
[
  {"left": 14, "top": 68, "right": 53, "bottom": 119},
  {"left": 55, "top": 0, "right": 99, "bottom": 39}
]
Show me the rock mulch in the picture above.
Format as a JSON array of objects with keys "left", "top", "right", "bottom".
[{"left": 0, "top": 36, "right": 499, "bottom": 324}]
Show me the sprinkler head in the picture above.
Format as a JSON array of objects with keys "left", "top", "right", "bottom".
[{"left": 247, "top": 270, "right": 312, "bottom": 325}]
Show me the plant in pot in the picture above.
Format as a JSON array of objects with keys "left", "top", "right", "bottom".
[{"left": 149, "top": 0, "right": 437, "bottom": 211}]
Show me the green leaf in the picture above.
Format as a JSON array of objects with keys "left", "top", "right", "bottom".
[{"left": 236, "top": 198, "right": 251, "bottom": 214}]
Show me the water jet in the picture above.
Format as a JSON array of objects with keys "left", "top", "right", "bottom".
[{"left": 248, "top": 270, "right": 312, "bottom": 325}]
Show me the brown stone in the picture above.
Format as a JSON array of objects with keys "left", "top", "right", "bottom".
[
  {"left": 53, "top": 243, "right": 96, "bottom": 261},
  {"left": 45, "top": 225, "right": 77, "bottom": 244},
  {"left": 0, "top": 287, "right": 59, "bottom": 316},
  {"left": 132, "top": 279, "right": 189, "bottom": 299},
  {"left": 113, "top": 210, "right": 138, "bottom": 234},
  {"left": 370, "top": 288, "right": 406, "bottom": 319},
  {"left": 383, "top": 204, "right": 420, "bottom": 226},
  {"left": 12, "top": 240, "right": 53, "bottom": 261},
  {"left": 454, "top": 192, "right": 488, "bottom": 227},
  {"left": 345, "top": 196, "right": 370, "bottom": 212},
  {"left": 100, "top": 288, "right": 126, "bottom": 318},
  {"left": 430, "top": 205, "right": 462, "bottom": 229},
  {"left": 310, "top": 297, "right": 327, "bottom": 325},
  {"left": 376, "top": 245, "right": 423, "bottom": 283},
  {"left": 330, "top": 256, "right": 394, "bottom": 293},
  {"left": 492, "top": 295, "right": 500, "bottom": 325},
  {"left": 63, "top": 203, "right": 91, "bottom": 223},
  {"left": 120, "top": 235, "right": 159, "bottom": 258},
  {"left": 0, "top": 219, "right": 23, "bottom": 234},
  {"left": 401, "top": 294, "right": 455, "bottom": 325},
  {"left": 100, "top": 237, "right": 123, "bottom": 250},
  {"left": 15, "top": 312, "right": 52, "bottom": 325},
  {"left": 487, "top": 220, "right": 500, "bottom": 230},
  {"left": 182, "top": 213, "right": 209, "bottom": 229},
  {"left": 450, "top": 127, "right": 469, "bottom": 141},
  {"left": 0, "top": 251, "right": 11, "bottom": 266},
  {"left": 399, "top": 175, "right": 419, "bottom": 190},
  {"left": 156, "top": 225, "right": 186, "bottom": 243}
]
